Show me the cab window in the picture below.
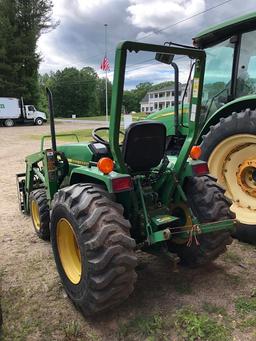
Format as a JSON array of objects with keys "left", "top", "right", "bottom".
[
  {"left": 28, "top": 105, "right": 35, "bottom": 111},
  {"left": 236, "top": 30, "right": 256, "bottom": 97},
  {"left": 203, "top": 38, "right": 234, "bottom": 113}
]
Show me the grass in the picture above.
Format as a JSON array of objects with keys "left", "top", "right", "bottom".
[
  {"left": 76, "top": 115, "right": 107, "bottom": 121},
  {"left": 202, "top": 302, "right": 227, "bottom": 316},
  {"left": 58, "top": 112, "right": 148, "bottom": 122},
  {"left": 224, "top": 272, "right": 243, "bottom": 286},
  {"left": 223, "top": 250, "right": 242, "bottom": 265},
  {"left": 235, "top": 296, "right": 256, "bottom": 313},
  {"left": 175, "top": 308, "right": 230, "bottom": 341},
  {"left": 29, "top": 128, "right": 124, "bottom": 143},
  {"left": 29, "top": 128, "right": 100, "bottom": 142},
  {"left": 117, "top": 314, "right": 170, "bottom": 341},
  {"left": 117, "top": 308, "right": 232, "bottom": 341},
  {"left": 64, "top": 320, "right": 81, "bottom": 338},
  {"left": 238, "top": 316, "right": 256, "bottom": 330},
  {"left": 1, "top": 286, "right": 44, "bottom": 340}
]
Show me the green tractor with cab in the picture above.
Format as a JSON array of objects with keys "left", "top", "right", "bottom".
[
  {"left": 17, "top": 41, "right": 235, "bottom": 316},
  {"left": 149, "top": 12, "right": 256, "bottom": 244}
]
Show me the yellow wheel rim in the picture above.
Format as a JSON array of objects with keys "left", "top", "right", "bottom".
[
  {"left": 208, "top": 134, "right": 256, "bottom": 225},
  {"left": 56, "top": 218, "right": 82, "bottom": 284},
  {"left": 31, "top": 200, "right": 40, "bottom": 231},
  {"left": 170, "top": 202, "right": 193, "bottom": 244}
]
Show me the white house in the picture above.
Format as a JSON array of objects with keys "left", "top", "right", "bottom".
[{"left": 140, "top": 85, "right": 189, "bottom": 114}]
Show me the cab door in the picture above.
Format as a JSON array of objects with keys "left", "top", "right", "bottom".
[{"left": 26, "top": 105, "right": 36, "bottom": 120}]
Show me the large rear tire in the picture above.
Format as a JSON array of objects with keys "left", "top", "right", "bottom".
[
  {"left": 200, "top": 109, "right": 256, "bottom": 244},
  {"left": 169, "top": 176, "right": 234, "bottom": 267},
  {"left": 50, "top": 183, "right": 137, "bottom": 316}
]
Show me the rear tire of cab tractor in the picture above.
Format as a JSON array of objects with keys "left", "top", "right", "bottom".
[
  {"left": 29, "top": 189, "right": 50, "bottom": 240},
  {"left": 50, "top": 183, "right": 137, "bottom": 316},
  {"left": 169, "top": 175, "right": 234, "bottom": 268},
  {"left": 4, "top": 119, "right": 14, "bottom": 127},
  {"left": 35, "top": 118, "right": 43, "bottom": 126},
  {"left": 200, "top": 109, "right": 256, "bottom": 244}
]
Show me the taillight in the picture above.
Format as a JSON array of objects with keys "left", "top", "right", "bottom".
[
  {"left": 192, "top": 162, "right": 209, "bottom": 176},
  {"left": 112, "top": 177, "right": 133, "bottom": 192}
]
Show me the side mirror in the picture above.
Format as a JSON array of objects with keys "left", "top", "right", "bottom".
[{"left": 155, "top": 53, "right": 174, "bottom": 65}]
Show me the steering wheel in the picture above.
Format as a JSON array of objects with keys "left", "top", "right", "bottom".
[{"left": 92, "top": 127, "right": 125, "bottom": 145}]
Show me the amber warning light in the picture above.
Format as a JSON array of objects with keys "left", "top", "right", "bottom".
[
  {"left": 190, "top": 146, "right": 202, "bottom": 160},
  {"left": 97, "top": 157, "right": 114, "bottom": 174}
]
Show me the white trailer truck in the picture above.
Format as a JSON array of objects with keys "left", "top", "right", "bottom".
[{"left": 0, "top": 97, "right": 47, "bottom": 127}]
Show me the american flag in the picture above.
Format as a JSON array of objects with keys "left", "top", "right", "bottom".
[{"left": 100, "top": 56, "right": 110, "bottom": 71}]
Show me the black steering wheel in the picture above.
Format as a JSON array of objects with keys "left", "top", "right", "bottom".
[{"left": 92, "top": 126, "right": 125, "bottom": 145}]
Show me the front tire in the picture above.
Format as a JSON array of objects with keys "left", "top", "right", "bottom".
[
  {"left": 200, "top": 109, "right": 256, "bottom": 244},
  {"left": 35, "top": 118, "right": 43, "bottom": 126},
  {"left": 29, "top": 189, "right": 50, "bottom": 240},
  {"left": 50, "top": 184, "right": 137, "bottom": 316},
  {"left": 169, "top": 176, "right": 234, "bottom": 267}
]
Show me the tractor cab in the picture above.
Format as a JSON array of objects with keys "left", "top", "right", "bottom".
[{"left": 193, "top": 12, "right": 256, "bottom": 115}]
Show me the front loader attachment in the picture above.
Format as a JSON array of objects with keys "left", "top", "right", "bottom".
[{"left": 16, "top": 173, "right": 26, "bottom": 213}]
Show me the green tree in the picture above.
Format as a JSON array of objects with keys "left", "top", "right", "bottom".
[
  {"left": 97, "top": 77, "right": 112, "bottom": 116},
  {"left": 0, "top": 0, "right": 56, "bottom": 104},
  {"left": 123, "top": 82, "right": 152, "bottom": 112},
  {"left": 48, "top": 67, "right": 101, "bottom": 117},
  {"left": 79, "top": 67, "right": 99, "bottom": 116}
]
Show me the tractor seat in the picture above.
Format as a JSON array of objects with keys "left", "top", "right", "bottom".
[{"left": 122, "top": 121, "right": 166, "bottom": 172}]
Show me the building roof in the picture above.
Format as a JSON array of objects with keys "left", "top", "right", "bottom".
[
  {"left": 148, "top": 87, "right": 174, "bottom": 93},
  {"left": 140, "top": 94, "right": 149, "bottom": 103}
]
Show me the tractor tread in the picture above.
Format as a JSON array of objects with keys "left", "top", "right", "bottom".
[
  {"left": 29, "top": 189, "right": 50, "bottom": 240},
  {"left": 169, "top": 176, "right": 234, "bottom": 267},
  {"left": 51, "top": 183, "right": 137, "bottom": 316}
]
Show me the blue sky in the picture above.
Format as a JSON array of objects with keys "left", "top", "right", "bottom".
[{"left": 38, "top": 0, "right": 256, "bottom": 87}]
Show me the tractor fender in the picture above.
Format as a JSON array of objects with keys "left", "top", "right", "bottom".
[
  {"left": 69, "top": 166, "right": 130, "bottom": 193},
  {"left": 198, "top": 95, "right": 256, "bottom": 143}
]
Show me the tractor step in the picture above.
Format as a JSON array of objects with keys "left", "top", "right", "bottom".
[{"left": 16, "top": 173, "right": 26, "bottom": 213}]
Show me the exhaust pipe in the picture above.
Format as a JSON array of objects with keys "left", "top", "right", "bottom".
[{"left": 46, "top": 87, "right": 57, "bottom": 152}]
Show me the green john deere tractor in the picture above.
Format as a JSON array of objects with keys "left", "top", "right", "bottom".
[
  {"left": 149, "top": 12, "right": 256, "bottom": 244},
  {"left": 17, "top": 41, "right": 235, "bottom": 316}
]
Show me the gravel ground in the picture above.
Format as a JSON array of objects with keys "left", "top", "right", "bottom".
[{"left": 0, "top": 124, "right": 256, "bottom": 341}]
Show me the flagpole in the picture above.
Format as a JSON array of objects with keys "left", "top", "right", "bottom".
[{"left": 104, "top": 24, "right": 108, "bottom": 123}]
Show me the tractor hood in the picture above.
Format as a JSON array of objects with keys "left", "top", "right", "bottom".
[
  {"left": 147, "top": 104, "right": 190, "bottom": 135},
  {"left": 57, "top": 143, "right": 95, "bottom": 166}
]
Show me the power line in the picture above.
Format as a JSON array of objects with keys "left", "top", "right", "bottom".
[
  {"left": 41, "top": 0, "right": 235, "bottom": 76},
  {"left": 80, "top": 0, "right": 234, "bottom": 64},
  {"left": 43, "top": 0, "right": 236, "bottom": 80},
  {"left": 98, "top": 55, "right": 187, "bottom": 78},
  {"left": 136, "top": 0, "right": 234, "bottom": 41}
]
